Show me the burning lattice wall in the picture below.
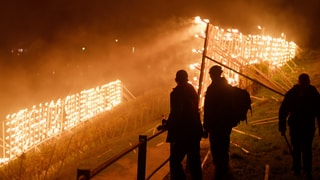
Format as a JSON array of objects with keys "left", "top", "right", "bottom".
[{"left": 0, "top": 80, "right": 122, "bottom": 163}]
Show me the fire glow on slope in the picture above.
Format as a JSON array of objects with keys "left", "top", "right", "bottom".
[{"left": 1, "top": 80, "right": 122, "bottom": 162}]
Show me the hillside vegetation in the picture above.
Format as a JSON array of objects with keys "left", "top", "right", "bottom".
[{"left": 1, "top": 50, "right": 319, "bottom": 180}]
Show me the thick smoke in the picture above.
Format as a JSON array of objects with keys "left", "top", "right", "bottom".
[
  {"left": 0, "top": 16, "right": 198, "bottom": 118},
  {"left": 0, "top": 0, "right": 319, "bottom": 118}
]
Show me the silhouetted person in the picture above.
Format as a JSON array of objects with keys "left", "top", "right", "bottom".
[
  {"left": 279, "top": 73, "right": 320, "bottom": 179},
  {"left": 166, "top": 70, "right": 203, "bottom": 180},
  {"left": 203, "top": 65, "right": 234, "bottom": 179}
]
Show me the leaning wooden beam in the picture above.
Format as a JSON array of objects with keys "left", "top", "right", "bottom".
[
  {"left": 252, "top": 120, "right": 278, "bottom": 126},
  {"left": 250, "top": 96, "right": 267, "bottom": 101},
  {"left": 249, "top": 116, "right": 278, "bottom": 124},
  {"left": 230, "top": 141, "right": 250, "bottom": 154},
  {"left": 201, "top": 150, "right": 211, "bottom": 169},
  {"left": 271, "top": 96, "right": 280, "bottom": 102},
  {"left": 232, "top": 128, "right": 262, "bottom": 140},
  {"left": 264, "top": 164, "right": 270, "bottom": 180}
]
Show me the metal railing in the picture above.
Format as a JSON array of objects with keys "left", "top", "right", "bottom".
[{"left": 77, "top": 129, "right": 168, "bottom": 180}]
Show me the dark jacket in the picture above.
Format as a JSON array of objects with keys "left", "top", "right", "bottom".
[
  {"left": 166, "top": 83, "right": 203, "bottom": 142},
  {"left": 279, "top": 84, "right": 320, "bottom": 133},
  {"left": 203, "top": 77, "right": 233, "bottom": 133}
]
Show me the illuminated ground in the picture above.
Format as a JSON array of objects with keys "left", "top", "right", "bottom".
[{"left": 92, "top": 56, "right": 320, "bottom": 180}]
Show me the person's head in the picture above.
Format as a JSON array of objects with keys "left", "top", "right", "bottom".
[
  {"left": 175, "top": 70, "right": 188, "bottom": 84},
  {"left": 209, "top": 65, "right": 223, "bottom": 79},
  {"left": 298, "top": 73, "right": 310, "bottom": 86}
]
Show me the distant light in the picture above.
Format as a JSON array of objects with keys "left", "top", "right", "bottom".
[
  {"left": 232, "top": 29, "right": 239, "bottom": 33},
  {"left": 82, "top": 47, "right": 86, "bottom": 51},
  {"left": 203, "top": 19, "right": 210, "bottom": 23},
  {"left": 115, "top": 39, "right": 119, "bottom": 42},
  {"left": 194, "top": 16, "right": 202, "bottom": 23},
  {"left": 189, "top": 63, "right": 200, "bottom": 70},
  {"left": 194, "top": 16, "right": 209, "bottom": 25}
]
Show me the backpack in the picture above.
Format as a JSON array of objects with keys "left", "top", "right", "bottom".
[{"left": 230, "top": 86, "right": 252, "bottom": 127}]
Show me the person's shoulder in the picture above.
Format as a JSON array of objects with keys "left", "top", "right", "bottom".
[
  {"left": 170, "top": 86, "right": 178, "bottom": 94},
  {"left": 309, "top": 85, "right": 320, "bottom": 95},
  {"left": 186, "top": 83, "right": 196, "bottom": 90},
  {"left": 206, "top": 84, "right": 214, "bottom": 92},
  {"left": 171, "top": 84, "right": 188, "bottom": 93},
  {"left": 284, "top": 89, "right": 295, "bottom": 98},
  {"left": 287, "top": 84, "right": 299, "bottom": 93},
  {"left": 309, "top": 84, "right": 318, "bottom": 90}
]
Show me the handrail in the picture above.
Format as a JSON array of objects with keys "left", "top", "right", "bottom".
[{"left": 77, "top": 129, "right": 168, "bottom": 180}]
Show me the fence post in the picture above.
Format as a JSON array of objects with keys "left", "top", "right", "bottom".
[{"left": 137, "top": 135, "right": 147, "bottom": 180}]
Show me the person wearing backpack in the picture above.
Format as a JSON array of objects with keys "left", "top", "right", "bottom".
[
  {"left": 166, "top": 70, "right": 203, "bottom": 180},
  {"left": 279, "top": 73, "right": 320, "bottom": 179},
  {"left": 203, "top": 65, "right": 234, "bottom": 179}
]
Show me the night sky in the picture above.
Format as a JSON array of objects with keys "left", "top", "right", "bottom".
[{"left": 1, "top": 0, "right": 320, "bottom": 50}]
